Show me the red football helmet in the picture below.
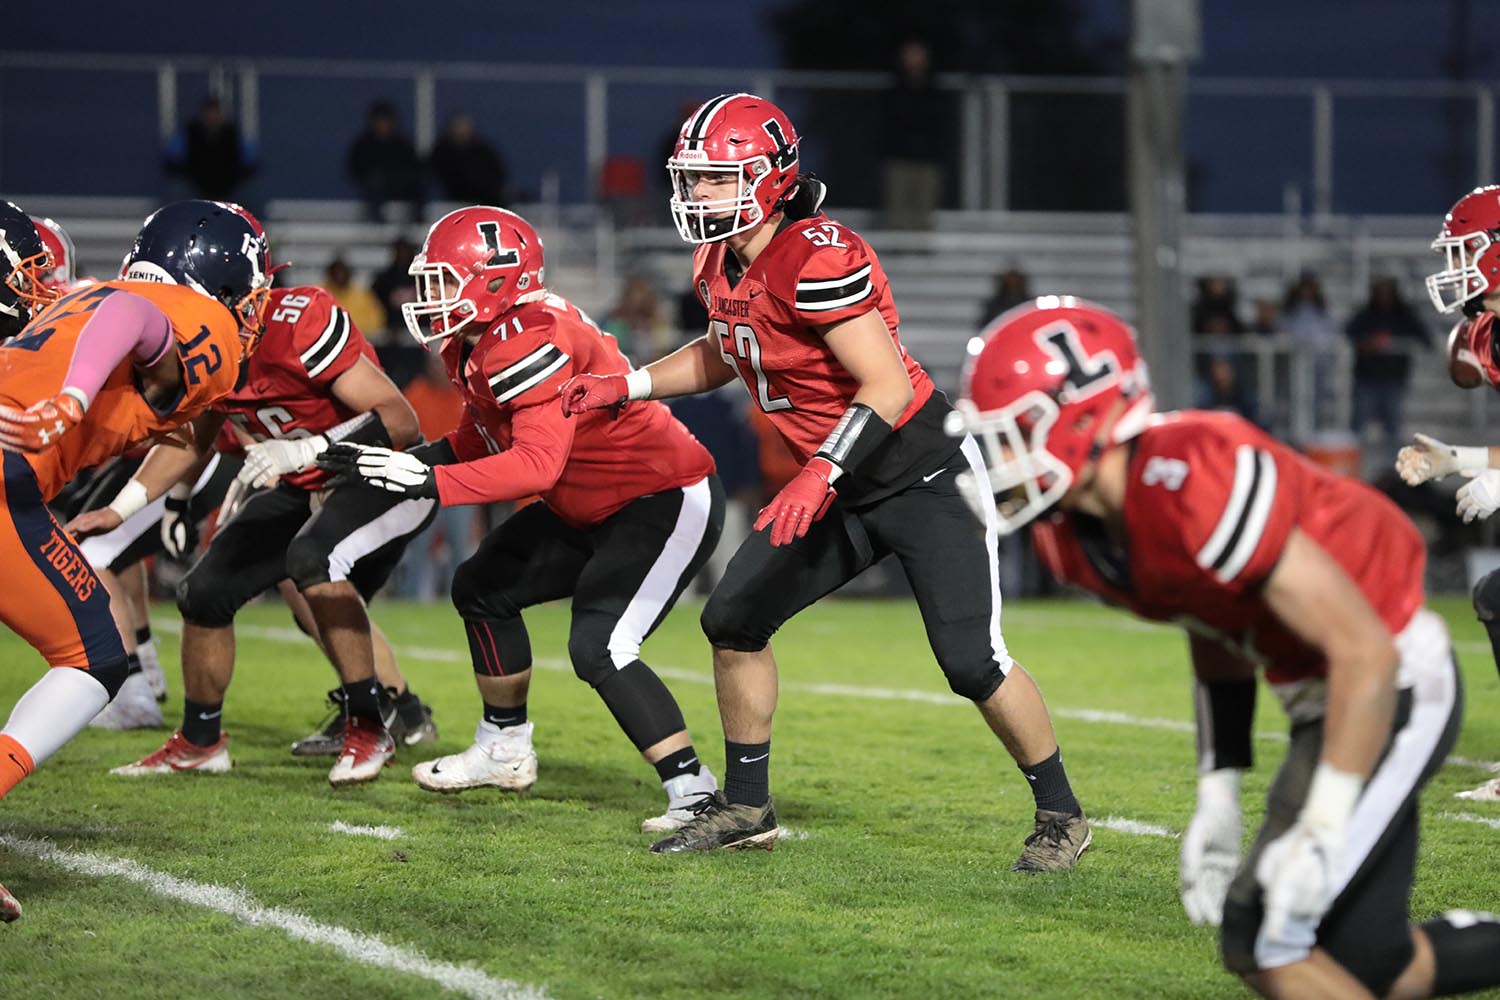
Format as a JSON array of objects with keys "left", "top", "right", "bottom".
[
  {"left": 951, "top": 297, "right": 1155, "bottom": 534},
  {"left": 29, "top": 216, "right": 76, "bottom": 292},
  {"left": 404, "top": 206, "right": 545, "bottom": 345},
  {"left": 1427, "top": 185, "right": 1500, "bottom": 316},
  {"left": 667, "top": 93, "right": 800, "bottom": 244}
]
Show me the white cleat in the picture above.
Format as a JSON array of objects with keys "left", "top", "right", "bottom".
[
  {"left": 137, "top": 639, "right": 168, "bottom": 703},
  {"left": 641, "top": 766, "right": 720, "bottom": 833},
  {"left": 1455, "top": 778, "right": 1500, "bottom": 801},
  {"left": 412, "top": 721, "right": 537, "bottom": 793},
  {"left": 111, "top": 731, "right": 231, "bottom": 776},
  {"left": 88, "top": 671, "right": 164, "bottom": 731},
  {"left": 327, "top": 716, "right": 396, "bottom": 787}
]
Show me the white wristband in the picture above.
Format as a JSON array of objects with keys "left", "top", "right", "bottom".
[
  {"left": 1452, "top": 445, "right": 1490, "bottom": 472},
  {"left": 1300, "top": 762, "right": 1363, "bottom": 832},
  {"left": 105, "top": 479, "right": 150, "bottom": 522},
  {"left": 625, "top": 368, "right": 653, "bottom": 401},
  {"left": 166, "top": 481, "right": 193, "bottom": 502}
]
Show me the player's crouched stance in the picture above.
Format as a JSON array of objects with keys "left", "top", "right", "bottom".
[
  {"left": 320, "top": 206, "right": 724, "bottom": 832},
  {"left": 956, "top": 297, "right": 1500, "bottom": 998}
]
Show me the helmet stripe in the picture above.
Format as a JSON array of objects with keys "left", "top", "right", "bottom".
[{"left": 683, "top": 94, "right": 737, "bottom": 151}]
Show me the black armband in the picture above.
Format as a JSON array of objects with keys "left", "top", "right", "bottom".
[
  {"left": 408, "top": 437, "right": 458, "bottom": 467},
  {"left": 814, "top": 403, "right": 893, "bottom": 473},
  {"left": 324, "top": 411, "right": 391, "bottom": 448},
  {"left": 1192, "top": 678, "right": 1256, "bottom": 772}
]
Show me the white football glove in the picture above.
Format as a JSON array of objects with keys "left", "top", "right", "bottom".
[
  {"left": 1457, "top": 470, "right": 1500, "bottom": 524},
  {"left": 159, "top": 483, "right": 197, "bottom": 560},
  {"left": 1395, "top": 433, "right": 1488, "bottom": 486},
  {"left": 317, "top": 443, "right": 436, "bottom": 498},
  {"left": 1180, "top": 769, "right": 1243, "bottom": 927},
  {"left": 238, "top": 434, "right": 328, "bottom": 489}
]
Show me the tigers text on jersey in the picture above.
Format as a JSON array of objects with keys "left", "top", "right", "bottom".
[
  {"left": 439, "top": 291, "right": 714, "bottom": 528},
  {"left": 0, "top": 282, "right": 243, "bottom": 501},
  {"left": 1033, "top": 410, "right": 1425, "bottom": 692},
  {"left": 213, "top": 286, "right": 377, "bottom": 491},
  {"left": 692, "top": 213, "right": 951, "bottom": 503}
]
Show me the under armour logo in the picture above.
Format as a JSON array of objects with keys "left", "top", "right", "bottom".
[{"left": 37, "top": 420, "right": 65, "bottom": 445}]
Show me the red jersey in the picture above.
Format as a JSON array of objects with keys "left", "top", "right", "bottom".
[
  {"left": 0, "top": 281, "right": 243, "bottom": 501},
  {"left": 438, "top": 291, "right": 714, "bottom": 528},
  {"left": 1033, "top": 411, "right": 1425, "bottom": 691},
  {"left": 693, "top": 214, "right": 948, "bottom": 502},
  {"left": 214, "top": 286, "right": 377, "bottom": 491}
]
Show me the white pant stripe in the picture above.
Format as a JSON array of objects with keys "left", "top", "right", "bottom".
[
  {"left": 607, "top": 477, "right": 713, "bottom": 669},
  {"left": 958, "top": 434, "right": 1012, "bottom": 674}
]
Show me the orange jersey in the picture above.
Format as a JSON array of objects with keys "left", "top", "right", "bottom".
[{"left": 0, "top": 282, "right": 243, "bottom": 501}]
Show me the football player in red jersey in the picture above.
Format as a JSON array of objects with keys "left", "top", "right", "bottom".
[
  {"left": 0, "top": 199, "right": 267, "bottom": 924},
  {"left": 75, "top": 275, "right": 436, "bottom": 786},
  {"left": 561, "top": 93, "right": 1088, "bottom": 866},
  {"left": 957, "top": 297, "right": 1500, "bottom": 999},
  {"left": 319, "top": 206, "right": 725, "bottom": 833},
  {"left": 1394, "top": 184, "right": 1500, "bottom": 801}
]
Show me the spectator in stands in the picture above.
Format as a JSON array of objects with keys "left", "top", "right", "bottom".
[
  {"left": 1196, "top": 353, "right": 1264, "bottom": 427},
  {"left": 346, "top": 100, "right": 425, "bottom": 223},
  {"left": 394, "top": 354, "right": 475, "bottom": 599},
  {"left": 977, "top": 266, "right": 1031, "bottom": 327},
  {"left": 1189, "top": 275, "right": 1246, "bottom": 335},
  {"left": 1251, "top": 297, "right": 1279, "bottom": 335},
  {"left": 163, "top": 96, "right": 257, "bottom": 202},
  {"left": 881, "top": 38, "right": 949, "bottom": 231},
  {"left": 1347, "top": 275, "right": 1431, "bottom": 461},
  {"left": 603, "top": 274, "right": 669, "bottom": 362},
  {"left": 323, "top": 256, "right": 388, "bottom": 341},
  {"left": 371, "top": 236, "right": 419, "bottom": 333},
  {"left": 428, "top": 113, "right": 508, "bottom": 206},
  {"left": 1283, "top": 271, "right": 1339, "bottom": 423}
]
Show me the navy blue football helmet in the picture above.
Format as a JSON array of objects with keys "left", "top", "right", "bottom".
[
  {"left": 0, "top": 200, "right": 57, "bottom": 340},
  {"left": 120, "top": 199, "right": 272, "bottom": 350}
]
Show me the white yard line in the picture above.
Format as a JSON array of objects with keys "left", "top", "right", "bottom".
[
  {"left": 328, "top": 821, "right": 405, "bottom": 841},
  {"left": 1440, "top": 811, "right": 1500, "bottom": 830},
  {"left": 0, "top": 833, "right": 546, "bottom": 1000},
  {"left": 1091, "top": 817, "right": 1176, "bottom": 838}
]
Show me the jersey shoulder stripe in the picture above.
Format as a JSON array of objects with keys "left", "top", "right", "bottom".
[
  {"left": 1194, "top": 444, "right": 1278, "bottom": 583},
  {"left": 300, "top": 306, "right": 351, "bottom": 378},
  {"left": 795, "top": 263, "right": 874, "bottom": 312},
  {"left": 488, "top": 342, "right": 570, "bottom": 404}
]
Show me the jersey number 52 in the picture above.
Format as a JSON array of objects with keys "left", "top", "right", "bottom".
[{"left": 713, "top": 319, "right": 791, "bottom": 413}]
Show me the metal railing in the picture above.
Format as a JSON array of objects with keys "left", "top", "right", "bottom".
[{"left": 1, "top": 52, "right": 1494, "bottom": 213}]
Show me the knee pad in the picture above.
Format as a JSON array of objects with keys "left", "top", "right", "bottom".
[
  {"left": 1473, "top": 570, "right": 1500, "bottom": 622},
  {"left": 176, "top": 566, "right": 239, "bottom": 628},
  {"left": 700, "top": 592, "right": 772, "bottom": 652},
  {"left": 1422, "top": 910, "right": 1500, "bottom": 997},
  {"left": 85, "top": 656, "right": 131, "bottom": 700},
  {"left": 450, "top": 556, "right": 523, "bottom": 622},
  {"left": 1324, "top": 925, "right": 1412, "bottom": 997},
  {"left": 567, "top": 627, "right": 617, "bottom": 688},
  {"left": 940, "top": 658, "right": 1006, "bottom": 703},
  {"left": 284, "top": 535, "right": 334, "bottom": 591}
]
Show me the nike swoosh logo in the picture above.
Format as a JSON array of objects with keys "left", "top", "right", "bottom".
[
  {"left": 921, "top": 468, "right": 947, "bottom": 483},
  {"left": 676, "top": 757, "right": 699, "bottom": 769},
  {"left": 430, "top": 762, "right": 443, "bottom": 774},
  {"left": 198, "top": 711, "right": 221, "bottom": 721},
  {"left": 7, "top": 753, "right": 23, "bottom": 770},
  {"left": 1025, "top": 773, "right": 1038, "bottom": 782},
  {"left": 748, "top": 290, "right": 763, "bottom": 299},
  {"left": 738, "top": 753, "right": 770, "bottom": 764}
]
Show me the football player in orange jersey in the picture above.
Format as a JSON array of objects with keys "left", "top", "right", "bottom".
[
  {"left": 0, "top": 198, "right": 268, "bottom": 923},
  {"left": 563, "top": 95, "right": 1088, "bottom": 864},
  {"left": 957, "top": 298, "right": 1500, "bottom": 1000}
]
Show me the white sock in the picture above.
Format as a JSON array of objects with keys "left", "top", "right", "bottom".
[{"left": 3, "top": 668, "right": 111, "bottom": 765}]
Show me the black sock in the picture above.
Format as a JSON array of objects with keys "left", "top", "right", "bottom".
[
  {"left": 482, "top": 701, "right": 527, "bottom": 729},
  {"left": 182, "top": 699, "right": 223, "bottom": 747},
  {"left": 1423, "top": 911, "right": 1500, "bottom": 996},
  {"left": 135, "top": 624, "right": 152, "bottom": 646},
  {"left": 1483, "top": 620, "right": 1500, "bottom": 684},
  {"left": 654, "top": 745, "right": 702, "bottom": 783},
  {"left": 1019, "top": 748, "right": 1082, "bottom": 816},
  {"left": 124, "top": 652, "right": 143, "bottom": 677},
  {"left": 725, "top": 740, "right": 770, "bottom": 807},
  {"left": 341, "top": 678, "right": 383, "bottom": 724}
]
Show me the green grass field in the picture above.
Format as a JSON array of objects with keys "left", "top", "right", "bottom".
[{"left": 1, "top": 594, "right": 1497, "bottom": 999}]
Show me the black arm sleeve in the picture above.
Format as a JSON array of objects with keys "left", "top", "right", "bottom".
[
  {"left": 408, "top": 437, "right": 458, "bottom": 466},
  {"left": 324, "top": 411, "right": 392, "bottom": 449},
  {"left": 1192, "top": 678, "right": 1256, "bottom": 772},
  {"left": 814, "top": 402, "right": 894, "bottom": 473}
]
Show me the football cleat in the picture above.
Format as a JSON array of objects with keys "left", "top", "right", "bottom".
[
  {"left": 1455, "top": 778, "right": 1500, "bottom": 801},
  {"left": 88, "top": 671, "right": 164, "bottom": 731},
  {"left": 648, "top": 792, "right": 779, "bottom": 854},
  {"left": 327, "top": 716, "right": 395, "bottom": 787},
  {"left": 1011, "top": 809, "right": 1092, "bottom": 873},
  {"left": 290, "top": 689, "right": 348, "bottom": 757},
  {"left": 411, "top": 721, "right": 536, "bottom": 793},
  {"left": 0, "top": 882, "right": 19, "bottom": 923},
  {"left": 641, "top": 766, "right": 720, "bottom": 834},
  {"left": 388, "top": 695, "right": 439, "bottom": 748},
  {"left": 110, "top": 731, "right": 231, "bottom": 776},
  {"left": 136, "top": 639, "right": 168, "bottom": 703}
]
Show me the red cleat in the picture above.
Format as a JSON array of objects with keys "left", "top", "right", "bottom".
[{"left": 0, "top": 882, "right": 21, "bottom": 923}]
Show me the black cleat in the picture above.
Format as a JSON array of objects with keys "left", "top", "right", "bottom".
[
  {"left": 648, "top": 791, "right": 779, "bottom": 854},
  {"left": 290, "top": 689, "right": 346, "bottom": 757}
]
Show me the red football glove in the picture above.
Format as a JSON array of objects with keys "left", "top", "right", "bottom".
[
  {"left": 755, "top": 457, "right": 839, "bottom": 547},
  {"left": 559, "top": 373, "right": 630, "bottom": 416},
  {"left": 0, "top": 392, "right": 85, "bottom": 454}
]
